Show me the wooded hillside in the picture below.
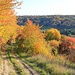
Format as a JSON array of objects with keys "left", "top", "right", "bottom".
[{"left": 17, "top": 15, "right": 75, "bottom": 35}]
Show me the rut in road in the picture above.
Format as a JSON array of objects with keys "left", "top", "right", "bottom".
[
  {"left": 14, "top": 55, "right": 40, "bottom": 75},
  {"left": 0, "top": 54, "right": 40, "bottom": 75}
]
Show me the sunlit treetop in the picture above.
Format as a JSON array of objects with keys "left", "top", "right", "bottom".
[{"left": 0, "top": 0, "right": 22, "bottom": 26}]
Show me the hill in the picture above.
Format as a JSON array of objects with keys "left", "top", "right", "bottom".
[{"left": 17, "top": 15, "right": 75, "bottom": 35}]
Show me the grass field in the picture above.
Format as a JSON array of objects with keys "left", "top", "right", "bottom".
[{"left": 15, "top": 52, "right": 75, "bottom": 75}]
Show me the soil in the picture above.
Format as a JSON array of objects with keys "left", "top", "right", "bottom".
[{"left": 0, "top": 53, "right": 39, "bottom": 75}]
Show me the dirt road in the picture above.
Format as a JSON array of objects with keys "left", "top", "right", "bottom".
[
  {"left": 0, "top": 54, "right": 39, "bottom": 75},
  {"left": 0, "top": 55, "right": 17, "bottom": 75}
]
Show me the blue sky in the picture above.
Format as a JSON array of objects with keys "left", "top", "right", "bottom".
[{"left": 16, "top": 0, "right": 75, "bottom": 15}]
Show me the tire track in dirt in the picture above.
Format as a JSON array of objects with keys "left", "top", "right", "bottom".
[
  {"left": 0, "top": 52, "right": 39, "bottom": 75},
  {"left": 14, "top": 56, "right": 40, "bottom": 75},
  {"left": 0, "top": 54, "right": 17, "bottom": 75},
  {"left": 0, "top": 55, "right": 9, "bottom": 75},
  {"left": 20, "top": 60, "right": 39, "bottom": 75}
]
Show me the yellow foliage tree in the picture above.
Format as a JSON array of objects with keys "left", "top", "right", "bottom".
[
  {"left": 48, "top": 40, "right": 60, "bottom": 55},
  {"left": 2, "top": 25, "right": 19, "bottom": 42},
  {"left": 49, "top": 40, "right": 60, "bottom": 47},
  {"left": 45, "top": 28, "right": 61, "bottom": 41}
]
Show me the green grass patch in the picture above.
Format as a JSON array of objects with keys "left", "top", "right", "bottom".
[
  {"left": 6, "top": 50, "right": 27, "bottom": 75},
  {"left": 17, "top": 52, "right": 75, "bottom": 75}
]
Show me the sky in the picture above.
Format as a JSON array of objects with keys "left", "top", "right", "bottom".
[{"left": 16, "top": 0, "right": 75, "bottom": 15}]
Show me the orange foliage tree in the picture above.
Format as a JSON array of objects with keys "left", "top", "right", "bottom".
[
  {"left": 16, "top": 20, "right": 52, "bottom": 57},
  {"left": 59, "top": 36, "right": 75, "bottom": 54},
  {"left": 59, "top": 36, "right": 75, "bottom": 62},
  {"left": 0, "top": 0, "right": 22, "bottom": 26},
  {"left": 0, "top": 0, "right": 22, "bottom": 43}
]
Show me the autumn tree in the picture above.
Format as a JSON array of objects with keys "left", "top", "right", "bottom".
[
  {"left": 45, "top": 28, "right": 61, "bottom": 41},
  {"left": 59, "top": 36, "right": 75, "bottom": 54},
  {"left": 16, "top": 20, "right": 51, "bottom": 57},
  {"left": 0, "top": 0, "right": 22, "bottom": 26},
  {"left": 0, "top": 36, "right": 8, "bottom": 54},
  {"left": 48, "top": 40, "right": 60, "bottom": 55},
  {"left": 0, "top": 0, "right": 22, "bottom": 43},
  {"left": 0, "top": 0, "right": 22, "bottom": 54},
  {"left": 59, "top": 36, "right": 75, "bottom": 62}
]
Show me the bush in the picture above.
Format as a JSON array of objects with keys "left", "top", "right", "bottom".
[
  {"left": 48, "top": 40, "right": 60, "bottom": 55},
  {"left": 45, "top": 28, "right": 61, "bottom": 41}
]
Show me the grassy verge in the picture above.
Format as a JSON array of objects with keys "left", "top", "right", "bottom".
[
  {"left": 16, "top": 52, "right": 75, "bottom": 75},
  {"left": 6, "top": 49, "right": 27, "bottom": 75}
]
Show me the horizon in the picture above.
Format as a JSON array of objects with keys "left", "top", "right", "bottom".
[{"left": 17, "top": 14, "right": 75, "bottom": 16}]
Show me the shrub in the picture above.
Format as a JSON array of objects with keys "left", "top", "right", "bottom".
[
  {"left": 59, "top": 36, "right": 75, "bottom": 62},
  {"left": 45, "top": 28, "right": 61, "bottom": 41},
  {"left": 47, "top": 40, "right": 60, "bottom": 55}
]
